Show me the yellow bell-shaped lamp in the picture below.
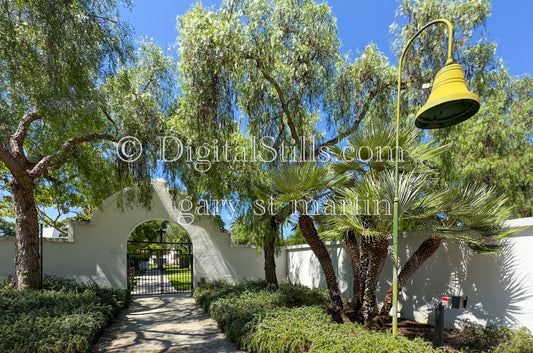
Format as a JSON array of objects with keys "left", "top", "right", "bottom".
[{"left": 415, "top": 63, "right": 480, "bottom": 129}]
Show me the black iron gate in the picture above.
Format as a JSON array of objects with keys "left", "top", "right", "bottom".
[{"left": 127, "top": 240, "right": 193, "bottom": 295}]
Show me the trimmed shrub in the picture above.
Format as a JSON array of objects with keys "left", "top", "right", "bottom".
[
  {"left": 193, "top": 279, "right": 267, "bottom": 312},
  {"left": 195, "top": 281, "right": 533, "bottom": 353},
  {"left": 458, "top": 320, "right": 514, "bottom": 351},
  {"left": 457, "top": 320, "right": 533, "bottom": 353},
  {"left": 207, "top": 282, "right": 328, "bottom": 345},
  {"left": 195, "top": 280, "right": 438, "bottom": 353},
  {"left": 0, "top": 276, "right": 130, "bottom": 353},
  {"left": 241, "top": 306, "right": 437, "bottom": 353},
  {"left": 492, "top": 327, "right": 533, "bottom": 353},
  {"left": 242, "top": 306, "right": 332, "bottom": 353}
]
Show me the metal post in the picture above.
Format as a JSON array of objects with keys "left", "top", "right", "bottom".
[
  {"left": 160, "top": 248, "right": 164, "bottom": 295},
  {"left": 40, "top": 224, "right": 43, "bottom": 289},
  {"left": 433, "top": 303, "right": 445, "bottom": 348},
  {"left": 188, "top": 237, "right": 193, "bottom": 292},
  {"left": 393, "top": 19, "right": 454, "bottom": 336}
]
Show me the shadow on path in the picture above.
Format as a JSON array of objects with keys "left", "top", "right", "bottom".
[{"left": 93, "top": 293, "right": 244, "bottom": 352}]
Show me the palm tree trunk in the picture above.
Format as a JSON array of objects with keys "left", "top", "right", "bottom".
[
  {"left": 360, "top": 236, "right": 388, "bottom": 324},
  {"left": 358, "top": 235, "right": 370, "bottom": 311},
  {"left": 263, "top": 216, "right": 278, "bottom": 288},
  {"left": 299, "top": 214, "right": 344, "bottom": 323},
  {"left": 344, "top": 229, "right": 362, "bottom": 321},
  {"left": 12, "top": 179, "right": 41, "bottom": 290},
  {"left": 379, "top": 236, "right": 441, "bottom": 317}
]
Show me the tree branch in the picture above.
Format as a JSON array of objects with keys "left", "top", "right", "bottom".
[
  {"left": 0, "top": 146, "right": 23, "bottom": 179},
  {"left": 315, "top": 87, "right": 384, "bottom": 155},
  {"left": 102, "top": 107, "right": 116, "bottom": 125},
  {"left": 28, "top": 133, "right": 115, "bottom": 179},
  {"left": 248, "top": 55, "right": 301, "bottom": 145},
  {"left": 12, "top": 111, "right": 41, "bottom": 148}
]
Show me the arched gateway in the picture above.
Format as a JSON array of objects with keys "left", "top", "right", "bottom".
[{"left": 0, "top": 179, "right": 286, "bottom": 290}]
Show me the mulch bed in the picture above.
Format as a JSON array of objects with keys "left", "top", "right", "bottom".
[{"left": 383, "top": 319, "right": 463, "bottom": 352}]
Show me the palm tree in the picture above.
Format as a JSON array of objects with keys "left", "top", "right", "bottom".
[
  {"left": 267, "top": 122, "right": 515, "bottom": 326},
  {"left": 270, "top": 163, "right": 348, "bottom": 323},
  {"left": 319, "top": 122, "right": 443, "bottom": 324},
  {"left": 378, "top": 183, "right": 515, "bottom": 318},
  {"left": 327, "top": 170, "right": 440, "bottom": 324},
  {"left": 324, "top": 122, "right": 515, "bottom": 324}
]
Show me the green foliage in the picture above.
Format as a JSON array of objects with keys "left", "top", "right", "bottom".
[
  {"left": 491, "top": 327, "right": 533, "bottom": 353},
  {"left": 244, "top": 306, "right": 436, "bottom": 353},
  {"left": 0, "top": 276, "right": 130, "bottom": 353},
  {"left": 434, "top": 71, "right": 533, "bottom": 218},
  {"left": 206, "top": 282, "right": 328, "bottom": 345},
  {"left": 127, "top": 220, "right": 163, "bottom": 258},
  {"left": 458, "top": 320, "right": 513, "bottom": 352},
  {"left": 165, "top": 222, "right": 190, "bottom": 243},
  {"left": 127, "top": 220, "right": 190, "bottom": 258},
  {"left": 0, "top": 0, "right": 137, "bottom": 216},
  {"left": 193, "top": 279, "right": 267, "bottom": 311},
  {"left": 242, "top": 306, "right": 332, "bottom": 353},
  {"left": 389, "top": 0, "right": 532, "bottom": 217},
  {"left": 456, "top": 320, "right": 533, "bottom": 353},
  {"left": 0, "top": 218, "right": 15, "bottom": 236},
  {"left": 284, "top": 226, "right": 307, "bottom": 245},
  {"left": 194, "top": 280, "right": 437, "bottom": 353},
  {"left": 173, "top": 0, "right": 392, "bottom": 248},
  {"left": 129, "top": 220, "right": 163, "bottom": 243}
]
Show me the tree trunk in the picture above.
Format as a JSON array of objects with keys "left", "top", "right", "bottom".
[
  {"left": 263, "top": 216, "right": 278, "bottom": 288},
  {"left": 358, "top": 235, "right": 370, "bottom": 312},
  {"left": 379, "top": 236, "right": 442, "bottom": 317},
  {"left": 344, "top": 229, "right": 362, "bottom": 322},
  {"left": 11, "top": 178, "right": 41, "bottom": 290},
  {"left": 360, "top": 236, "right": 388, "bottom": 324},
  {"left": 299, "top": 214, "right": 344, "bottom": 323}
]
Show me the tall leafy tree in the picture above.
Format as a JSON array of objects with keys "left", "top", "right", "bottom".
[
  {"left": 387, "top": 0, "right": 532, "bottom": 217},
  {"left": 0, "top": 0, "right": 175, "bottom": 290},
  {"left": 434, "top": 69, "right": 532, "bottom": 217},
  {"left": 174, "top": 0, "right": 394, "bottom": 287}
]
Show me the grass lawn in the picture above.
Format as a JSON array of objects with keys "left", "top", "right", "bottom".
[{"left": 164, "top": 266, "right": 192, "bottom": 291}]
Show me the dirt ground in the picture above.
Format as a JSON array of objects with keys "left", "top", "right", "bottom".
[{"left": 383, "top": 319, "right": 463, "bottom": 352}]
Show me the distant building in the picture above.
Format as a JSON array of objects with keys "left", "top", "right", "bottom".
[{"left": 42, "top": 227, "right": 64, "bottom": 238}]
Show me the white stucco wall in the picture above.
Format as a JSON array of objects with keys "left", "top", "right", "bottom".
[
  {"left": 0, "top": 179, "right": 284, "bottom": 288},
  {"left": 286, "top": 221, "right": 533, "bottom": 331},
  {"left": 1, "top": 180, "right": 532, "bottom": 332}
]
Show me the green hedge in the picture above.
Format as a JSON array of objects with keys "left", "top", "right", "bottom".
[
  {"left": 491, "top": 328, "right": 533, "bottom": 353},
  {"left": 193, "top": 279, "right": 267, "bottom": 311},
  {"left": 242, "top": 306, "right": 436, "bottom": 353},
  {"left": 193, "top": 280, "right": 438, "bottom": 353},
  {"left": 0, "top": 276, "right": 130, "bottom": 353},
  {"left": 458, "top": 320, "right": 533, "bottom": 353}
]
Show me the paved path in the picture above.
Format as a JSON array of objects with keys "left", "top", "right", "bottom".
[
  {"left": 132, "top": 269, "right": 178, "bottom": 295},
  {"left": 93, "top": 293, "right": 244, "bottom": 352}
]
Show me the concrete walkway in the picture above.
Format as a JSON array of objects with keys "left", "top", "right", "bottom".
[
  {"left": 93, "top": 293, "right": 244, "bottom": 352},
  {"left": 132, "top": 269, "right": 178, "bottom": 295}
]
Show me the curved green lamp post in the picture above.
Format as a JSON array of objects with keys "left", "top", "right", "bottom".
[{"left": 392, "top": 19, "right": 480, "bottom": 335}]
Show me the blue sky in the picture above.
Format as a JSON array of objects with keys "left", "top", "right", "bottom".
[
  {"left": 118, "top": 0, "right": 532, "bottom": 231},
  {"left": 121, "top": 0, "right": 532, "bottom": 77},
  {"left": 15, "top": 0, "right": 528, "bottom": 232}
]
